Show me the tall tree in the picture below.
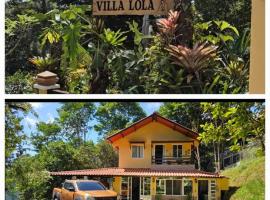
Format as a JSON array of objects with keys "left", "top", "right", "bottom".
[
  {"left": 5, "top": 102, "right": 34, "bottom": 161},
  {"left": 94, "top": 102, "right": 146, "bottom": 136},
  {"left": 57, "top": 102, "right": 96, "bottom": 145},
  {"left": 31, "top": 121, "right": 62, "bottom": 151},
  {"left": 199, "top": 102, "right": 231, "bottom": 172},
  {"left": 159, "top": 102, "right": 202, "bottom": 131},
  {"left": 96, "top": 140, "right": 118, "bottom": 168},
  {"left": 226, "top": 102, "right": 265, "bottom": 152}
]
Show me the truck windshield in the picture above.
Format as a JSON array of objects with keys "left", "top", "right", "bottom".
[{"left": 77, "top": 182, "right": 106, "bottom": 191}]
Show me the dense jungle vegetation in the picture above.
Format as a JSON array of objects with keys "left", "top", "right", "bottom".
[
  {"left": 5, "top": 0, "right": 251, "bottom": 94},
  {"left": 5, "top": 102, "right": 264, "bottom": 199}
]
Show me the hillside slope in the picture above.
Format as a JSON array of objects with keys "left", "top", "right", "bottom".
[{"left": 221, "top": 150, "right": 265, "bottom": 200}]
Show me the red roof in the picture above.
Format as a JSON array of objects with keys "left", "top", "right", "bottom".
[
  {"left": 50, "top": 167, "right": 224, "bottom": 178},
  {"left": 107, "top": 113, "right": 199, "bottom": 143}
]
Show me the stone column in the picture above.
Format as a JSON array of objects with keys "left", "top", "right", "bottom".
[{"left": 33, "top": 71, "right": 60, "bottom": 94}]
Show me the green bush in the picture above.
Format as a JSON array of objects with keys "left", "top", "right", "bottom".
[{"left": 5, "top": 71, "right": 34, "bottom": 94}]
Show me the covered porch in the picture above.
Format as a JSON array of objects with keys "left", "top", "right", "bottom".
[{"left": 51, "top": 168, "right": 229, "bottom": 200}]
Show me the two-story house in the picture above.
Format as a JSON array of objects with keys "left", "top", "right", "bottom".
[{"left": 52, "top": 113, "right": 229, "bottom": 200}]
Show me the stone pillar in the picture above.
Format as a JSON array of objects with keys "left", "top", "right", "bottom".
[{"left": 33, "top": 71, "right": 60, "bottom": 94}]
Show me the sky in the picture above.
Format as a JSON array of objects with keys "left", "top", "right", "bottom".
[{"left": 21, "top": 102, "right": 164, "bottom": 146}]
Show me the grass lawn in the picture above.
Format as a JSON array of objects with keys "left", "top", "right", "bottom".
[{"left": 221, "top": 148, "right": 265, "bottom": 200}]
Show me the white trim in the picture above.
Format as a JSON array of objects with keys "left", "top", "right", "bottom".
[
  {"left": 131, "top": 145, "right": 144, "bottom": 159},
  {"left": 140, "top": 177, "right": 151, "bottom": 200},
  {"left": 209, "top": 179, "right": 216, "bottom": 200},
  {"left": 121, "top": 177, "right": 132, "bottom": 200}
]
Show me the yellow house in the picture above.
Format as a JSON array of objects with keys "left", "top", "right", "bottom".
[{"left": 52, "top": 113, "right": 229, "bottom": 200}]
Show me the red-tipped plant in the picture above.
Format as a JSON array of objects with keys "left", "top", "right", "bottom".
[{"left": 157, "top": 10, "right": 180, "bottom": 39}]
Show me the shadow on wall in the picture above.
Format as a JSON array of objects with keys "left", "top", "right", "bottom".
[{"left": 222, "top": 186, "right": 240, "bottom": 200}]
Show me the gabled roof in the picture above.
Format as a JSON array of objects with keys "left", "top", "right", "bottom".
[
  {"left": 50, "top": 167, "right": 224, "bottom": 178},
  {"left": 107, "top": 112, "right": 199, "bottom": 143}
]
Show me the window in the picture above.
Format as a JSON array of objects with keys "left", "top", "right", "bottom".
[
  {"left": 173, "top": 180, "right": 181, "bottom": 195},
  {"left": 63, "top": 182, "right": 74, "bottom": 191},
  {"left": 166, "top": 180, "right": 172, "bottom": 195},
  {"left": 140, "top": 177, "right": 151, "bottom": 196},
  {"left": 173, "top": 145, "right": 182, "bottom": 158},
  {"left": 156, "top": 179, "right": 165, "bottom": 194},
  {"left": 156, "top": 178, "right": 182, "bottom": 195},
  {"left": 132, "top": 145, "right": 144, "bottom": 158},
  {"left": 76, "top": 182, "right": 106, "bottom": 191},
  {"left": 184, "top": 180, "right": 192, "bottom": 196}
]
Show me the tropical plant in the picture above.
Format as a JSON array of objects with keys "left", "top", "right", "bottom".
[
  {"left": 29, "top": 54, "right": 57, "bottom": 72},
  {"left": 156, "top": 10, "right": 180, "bottom": 36},
  {"left": 5, "top": 71, "right": 34, "bottom": 94},
  {"left": 102, "top": 28, "right": 127, "bottom": 47},
  {"left": 156, "top": 10, "right": 180, "bottom": 44},
  {"left": 166, "top": 42, "right": 218, "bottom": 84}
]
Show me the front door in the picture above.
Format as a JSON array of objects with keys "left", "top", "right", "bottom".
[
  {"left": 132, "top": 177, "right": 140, "bottom": 200},
  {"left": 155, "top": 145, "right": 164, "bottom": 164},
  {"left": 198, "top": 180, "right": 209, "bottom": 200}
]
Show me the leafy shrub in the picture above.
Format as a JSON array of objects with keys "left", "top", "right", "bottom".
[{"left": 5, "top": 71, "right": 34, "bottom": 94}]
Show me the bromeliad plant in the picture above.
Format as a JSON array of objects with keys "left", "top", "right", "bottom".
[
  {"left": 166, "top": 42, "right": 218, "bottom": 88},
  {"left": 29, "top": 54, "right": 57, "bottom": 72},
  {"left": 156, "top": 10, "right": 180, "bottom": 45}
]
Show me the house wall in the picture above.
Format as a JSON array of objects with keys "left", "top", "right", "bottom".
[
  {"left": 111, "top": 176, "right": 228, "bottom": 200},
  {"left": 112, "top": 121, "right": 197, "bottom": 168},
  {"left": 112, "top": 176, "right": 121, "bottom": 194}
]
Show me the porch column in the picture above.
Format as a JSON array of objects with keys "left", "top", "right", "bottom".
[
  {"left": 192, "top": 178, "right": 198, "bottom": 200},
  {"left": 151, "top": 177, "right": 156, "bottom": 196}
]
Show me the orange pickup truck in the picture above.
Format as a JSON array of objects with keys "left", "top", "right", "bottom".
[{"left": 52, "top": 180, "right": 117, "bottom": 200}]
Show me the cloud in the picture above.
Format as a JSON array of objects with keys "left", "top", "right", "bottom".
[
  {"left": 25, "top": 116, "right": 38, "bottom": 127},
  {"left": 30, "top": 103, "right": 44, "bottom": 110},
  {"left": 47, "top": 113, "right": 55, "bottom": 123}
]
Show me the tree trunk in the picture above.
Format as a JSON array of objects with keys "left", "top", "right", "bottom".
[
  {"left": 196, "top": 145, "right": 201, "bottom": 170},
  {"left": 217, "top": 142, "right": 220, "bottom": 172},
  {"left": 213, "top": 142, "right": 217, "bottom": 172}
]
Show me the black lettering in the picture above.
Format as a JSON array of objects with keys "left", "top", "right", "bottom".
[
  {"left": 119, "top": 1, "right": 124, "bottom": 10},
  {"left": 97, "top": 1, "right": 103, "bottom": 11},
  {"left": 135, "top": 0, "right": 141, "bottom": 10},
  {"left": 148, "top": 0, "right": 154, "bottom": 10}
]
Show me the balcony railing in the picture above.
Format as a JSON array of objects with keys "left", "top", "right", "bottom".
[{"left": 151, "top": 156, "right": 194, "bottom": 165}]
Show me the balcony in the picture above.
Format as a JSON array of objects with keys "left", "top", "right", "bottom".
[{"left": 151, "top": 156, "right": 194, "bottom": 165}]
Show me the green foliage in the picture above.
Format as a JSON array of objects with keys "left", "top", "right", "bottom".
[
  {"left": 159, "top": 102, "right": 265, "bottom": 171},
  {"left": 194, "top": 20, "right": 239, "bottom": 44},
  {"left": 31, "top": 121, "right": 62, "bottom": 151},
  {"left": 6, "top": 155, "right": 52, "bottom": 200},
  {"left": 5, "top": 71, "right": 34, "bottom": 94},
  {"left": 94, "top": 102, "right": 146, "bottom": 136},
  {"left": 5, "top": 1, "right": 251, "bottom": 94},
  {"left": 127, "top": 21, "right": 150, "bottom": 46},
  {"left": 57, "top": 102, "right": 96, "bottom": 144},
  {"left": 102, "top": 29, "right": 127, "bottom": 47},
  {"left": 194, "top": 0, "right": 251, "bottom": 31},
  {"left": 159, "top": 102, "right": 202, "bottom": 131},
  {"left": 29, "top": 54, "right": 57, "bottom": 72}
]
